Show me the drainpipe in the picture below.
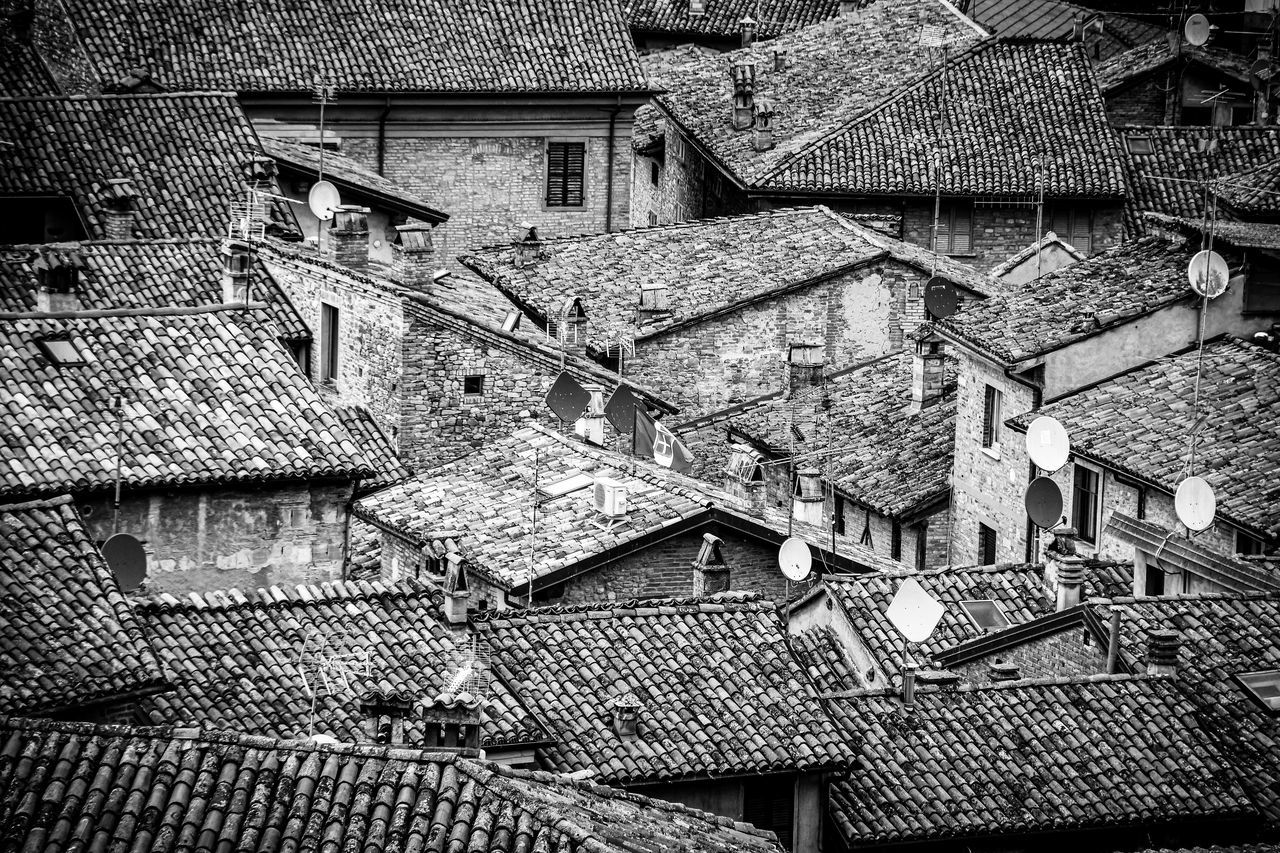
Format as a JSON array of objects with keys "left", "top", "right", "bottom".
[
  {"left": 604, "top": 96, "right": 621, "bottom": 233},
  {"left": 376, "top": 97, "right": 392, "bottom": 176}
]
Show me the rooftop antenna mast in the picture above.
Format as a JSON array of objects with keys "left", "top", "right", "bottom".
[
  {"left": 1034, "top": 154, "right": 1046, "bottom": 282},
  {"left": 919, "top": 19, "right": 971, "bottom": 275},
  {"left": 296, "top": 627, "right": 372, "bottom": 737},
  {"left": 312, "top": 74, "right": 337, "bottom": 184}
]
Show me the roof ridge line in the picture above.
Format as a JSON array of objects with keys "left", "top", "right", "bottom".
[
  {"left": 0, "top": 91, "right": 241, "bottom": 103},
  {"left": 136, "top": 577, "right": 436, "bottom": 612},
  {"left": 0, "top": 494, "right": 76, "bottom": 513},
  {"left": 0, "top": 301, "right": 269, "bottom": 322},
  {"left": 470, "top": 590, "right": 765, "bottom": 625}
]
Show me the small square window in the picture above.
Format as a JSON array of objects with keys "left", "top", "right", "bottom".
[
  {"left": 463, "top": 375, "right": 485, "bottom": 397},
  {"left": 1125, "top": 135, "right": 1154, "bottom": 155},
  {"left": 1237, "top": 670, "right": 1280, "bottom": 712},
  {"left": 960, "top": 599, "right": 1010, "bottom": 630},
  {"left": 36, "top": 337, "right": 87, "bottom": 365}
]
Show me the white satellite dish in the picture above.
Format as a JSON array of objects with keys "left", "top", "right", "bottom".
[
  {"left": 1187, "top": 250, "right": 1229, "bottom": 299},
  {"left": 1025, "top": 415, "right": 1070, "bottom": 472},
  {"left": 886, "top": 577, "right": 945, "bottom": 644},
  {"left": 308, "top": 180, "right": 342, "bottom": 221},
  {"left": 1184, "top": 13, "right": 1211, "bottom": 47},
  {"left": 778, "top": 536, "right": 812, "bottom": 581},
  {"left": 1175, "top": 476, "right": 1217, "bottom": 532}
]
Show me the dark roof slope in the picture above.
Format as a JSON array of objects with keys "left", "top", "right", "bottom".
[
  {"left": 138, "top": 579, "right": 548, "bottom": 749},
  {"left": 931, "top": 234, "right": 1193, "bottom": 363},
  {"left": 0, "top": 307, "right": 370, "bottom": 499},
  {"left": 0, "top": 716, "right": 782, "bottom": 853},
  {"left": 0, "top": 0, "right": 57, "bottom": 96},
  {"left": 0, "top": 94, "right": 296, "bottom": 239},
  {"left": 0, "top": 495, "right": 166, "bottom": 715},
  {"left": 969, "top": 0, "right": 1165, "bottom": 52},
  {"left": 766, "top": 41, "right": 1127, "bottom": 197},
  {"left": 57, "top": 0, "right": 647, "bottom": 93},
  {"left": 827, "top": 676, "right": 1256, "bottom": 846},
  {"left": 1011, "top": 337, "right": 1280, "bottom": 538},
  {"left": 475, "top": 591, "right": 851, "bottom": 784},
  {"left": 626, "top": 0, "right": 839, "bottom": 40},
  {"left": 0, "top": 239, "right": 309, "bottom": 341},
  {"left": 1217, "top": 158, "right": 1280, "bottom": 220},
  {"left": 334, "top": 405, "right": 411, "bottom": 492},
  {"left": 1096, "top": 40, "right": 1253, "bottom": 94}
]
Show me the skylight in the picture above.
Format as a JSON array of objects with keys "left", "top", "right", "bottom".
[
  {"left": 1126, "top": 134, "right": 1154, "bottom": 155},
  {"left": 540, "top": 472, "right": 593, "bottom": 499},
  {"left": 1237, "top": 670, "right": 1280, "bottom": 712},
  {"left": 960, "top": 599, "right": 1010, "bottom": 631},
  {"left": 36, "top": 337, "right": 87, "bottom": 366}
]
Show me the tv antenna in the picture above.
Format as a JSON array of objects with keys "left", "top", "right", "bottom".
[
  {"left": 312, "top": 74, "right": 337, "bottom": 184},
  {"left": 296, "top": 627, "right": 372, "bottom": 737},
  {"left": 443, "top": 635, "right": 493, "bottom": 698}
]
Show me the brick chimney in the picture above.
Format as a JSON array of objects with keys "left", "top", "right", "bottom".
[
  {"left": 220, "top": 238, "right": 252, "bottom": 304},
  {"left": 772, "top": 50, "right": 787, "bottom": 72},
  {"left": 1044, "top": 527, "right": 1085, "bottom": 611},
  {"left": 731, "top": 64, "right": 756, "bottom": 131},
  {"left": 392, "top": 223, "right": 435, "bottom": 291},
  {"left": 740, "top": 15, "right": 757, "bottom": 47},
  {"left": 328, "top": 205, "right": 371, "bottom": 270},
  {"left": 442, "top": 552, "right": 469, "bottom": 625},
  {"left": 752, "top": 99, "right": 777, "bottom": 152},
  {"left": 692, "top": 533, "right": 730, "bottom": 595},
  {"left": 360, "top": 690, "right": 414, "bottom": 744},
  {"left": 417, "top": 693, "right": 483, "bottom": 754},
  {"left": 910, "top": 336, "right": 946, "bottom": 413},
  {"left": 839, "top": 0, "right": 859, "bottom": 14},
  {"left": 513, "top": 223, "right": 542, "bottom": 269},
  {"left": 688, "top": 0, "right": 706, "bottom": 15},
  {"left": 988, "top": 661, "right": 1020, "bottom": 682},
  {"left": 32, "top": 244, "right": 86, "bottom": 312},
  {"left": 788, "top": 344, "right": 823, "bottom": 395},
  {"left": 1146, "top": 630, "right": 1180, "bottom": 677},
  {"left": 100, "top": 178, "right": 138, "bottom": 240},
  {"left": 792, "top": 468, "right": 824, "bottom": 526},
  {"left": 609, "top": 692, "right": 643, "bottom": 738},
  {"left": 242, "top": 154, "right": 278, "bottom": 186},
  {"left": 574, "top": 383, "right": 606, "bottom": 446}
]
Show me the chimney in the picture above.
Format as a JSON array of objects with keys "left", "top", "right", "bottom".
[
  {"left": 638, "top": 283, "right": 671, "bottom": 319},
  {"left": 392, "top": 223, "right": 435, "bottom": 291},
  {"left": 574, "top": 383, "right": 606, "bottom": 446},
  {"left": 688, "top": 0, "right": 706, "bottom": 15},
  {"left": 100, "top": 178, "right": 138, "bottom": 240},
  {"left": 32, "top": 244, "right": 86, "bottom": 312},
  {"left": 772, "top": 50, "right": 787, "bottom": 72},
  {"left": 513, "top": 223, "right": 542, "bottom": 269},
  {"left": 328, "top": 205, "right": 371, "bottom": 270},
  {"left": 417, "top": 693, "right": 483, "bottom": 754},
  {"left": 752, "top": 99, "right": 777, "bottom": 152},
  {"left": 792, "top": 468, "right": 824, "bottom": 526},
  {"left": 442, "top": 552, "right": 469, "bottom": 624},
  {"left": 910, "top": 337, "right": 946, "bottom": 413},
  {"left": 242, "top": 154, "right": 278, "bottom": 187},
  {"left": 220, "top": 238, "right": 252, "bottom": 304},
  {"left": 731, "top": 63, "right": 756, "bottom": 131},
  {"left": 740, "top": 15, "right": 757, "bottom": 47},
  {"left": 988, "top": 661, "right": 1020, "bottom": 682},
  {"left": 360, "top": 690, "right": 414, "bottom": 744},
  {"left": 609, "top": 692, "right": 643, "bottom": 738},
  {"left": 839, "top": 0, "right": 859, "bottom": 14},
  {"left": 692, "top": 533, "right": 730, "bottom": 595},
  {"left": 1044, "top": 527, "right": 1085, "bottom": 611},
  {"left": 1147, "top": 630, "right": 1180, "bottom": 677},
  {"left": 787, "top": 344, "right": 823, "bottom": 395}
]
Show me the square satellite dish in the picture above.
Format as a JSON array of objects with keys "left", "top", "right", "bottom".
[
  {"left": 545, "top": 371, "right": 591, "bottom": 424},
  {"left": 886, "top": 577, "right": 945, "bottom": 643},
  {"left": 604, "top": 384, "right": 643, "bottom": 434}
]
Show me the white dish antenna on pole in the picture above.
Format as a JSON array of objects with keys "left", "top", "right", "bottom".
[
  {"left": 778, "top": 536, "right": 812, "bottom": 582},
  {"left": 1025, "top": 415, "right": 1070, "bottom": 472},
  {"left": 1188, "top": 250, "right": 1230, "bottom": 299},
  {"left": 308, "top": 180, "right": 342, "bottom": 221},
  {"left": 1175, "top": 476, "right": 1217, "bottom": 532},
  {"left": 1184, "top": 13, "right": 1212, "bottom": 47},
  {"left": 886, "top": 577, "right": 944, "bottom": 644}
]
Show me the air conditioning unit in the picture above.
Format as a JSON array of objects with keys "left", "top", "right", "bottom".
[{"left": 593, "top": 477, "right": 628, "bottom": 523}]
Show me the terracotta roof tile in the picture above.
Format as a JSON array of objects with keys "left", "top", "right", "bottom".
[
  {"left": 0, "top": 716, "right": 782, "bottom": 852},
  {"left": 1095, "top": 40, "right": 1254, "bottom": 94},
  {"left": 1217, "top": 158, "right": 1280, "bottom": 219},
  {"left": 626, "top": 0, "right": 840, "bottom": 40},
  {"left": 334, "top": 405, "right": 411, "bottom": 492},
  {"left": 969, "top": 0, "right": 1165, "bottom": 52},
  {"left": 475, "top": 591, "right": 851, "bottom": 784},
  {"left": 0, "top": 307, "right": 370, "bottom": 499},
  {"left": 0, "top": 495, "right": 167, "bottom": 715},
  {"left": 789, "top": 625, "right": 860, "bottom": 694},
  {"left": 0, "top": 1, "right": 57, "bottom": 96},
  {"left": 1146, "top": 211, "right": 1280, "bottom": 251},
  {"left": 57, "top": 0, "right": 647, "bottom": 93}
]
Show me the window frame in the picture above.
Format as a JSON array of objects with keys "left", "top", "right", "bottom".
[
  {"left": 1071, "top": 462, "right": 1103, "bottom": 545},
  {"left": 1237, "top": 530, "right": 1266, "bottom": 556},
  {"left": 1049, "top": 206, "right": 1094, "bottom": 255},
  {"left": 545, "top": 140, "right": 587, "bottom": 209},
  {"left": 981, "top": 384, "right": 1002, "bottom": 452},
  {"left": 462, "top": 374, "right": 485, "bottom": 400},
  {"left": 978, "top": 523, "right": 997, "bottom": 565},
  {"left": 36, "top": 337, "right": 87, "bottom": 366},
  {"left": 959, "top": 599, "right": 1011, "bottom": 631},
  {"left": 319, "top": 303, "right": 339, "bottom": 385},
  {"left": 1236, "top": 669, "right": 1280, "bottom": 714},
  {"left": 935, "top": 201, "right": 974, "bottom": 256}
]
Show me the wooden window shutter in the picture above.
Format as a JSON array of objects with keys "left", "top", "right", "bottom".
[
  {"left": 547, "top": 142, "right": 585, "bottom": 207},
  {"left": 951, "top": 204, "right": 972, "bottom": 254}
]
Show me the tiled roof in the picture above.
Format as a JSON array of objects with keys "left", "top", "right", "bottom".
[
  {"left": 0, "top": 716, "right": 783, "bottom": 853},
  {"left": 648, "top": 0, "right": 984, "bottom": 187},
  {"left": 1121, "top": 125, "right": 1280, "bottom": 237},
  {"left": 1142, "top": 848, "right": 1280, "bottom": 853},
  {"left": 260, "top": 137, "right": 449, "bottom": 223},
  {"left": 723, "top": 352, "right": 956, "bottom": 518},
  {"left": 632, "top": 102, "right": 665, "bottom": 153},
  {"left": 968, "top": 0, "right": 1164, "bottom": 52},
  {"left": 460, "top": 206, "right": 999, "bottom": 353},
  {"left": 334, "top": 405, "right": 411, "bottom": 492},
  {"left": 1095, "top": 40, "right": 1253, "bottom": 93},
  {"left": 0, "top": 495, "right": 166, "bottom": 715},
  {"left": 1217, "top": 158, "right": 1280, "bottom": 219},
  {"left": 931, "top": 233, "right": 1194, "bottom": 363},
  {"left": 0, "top": 94, "right": 297, "bottom": 240},
  {"left": 790, "top": 624, "right": 861, "bottom": 694},
  {"left": 1086, "top": 593, "right": 1280, "bottom": 825},
  {"left": 475, "top": 591, "right": 851, "bottom": 784},
  {"left": 57, "top": 0, "right": 647, "bottom": 93},
  {"left": 0, "top": 1, "right": 57, "bottom": 96},
  {"left": 626, "top": 0, "right": 839, "bottom": 40},
  {"left": 764, "top": 41, "right": 1127, "bottom": 197},
  {"left": 1146, "top": 212, "right": 1280, "bottom": 251},
  {"left": 1010, "top": 337, "right": 1280, "bottom": 538},
  {"left": 137, "top": 579, "right": 548, "bottom": 748},
  {"left": 987, "top": 230, "right": 1086, "bottom": 279},
  {"left": 821, "top": 561, "right": 1132, "bottom": 680},
  {"left": 826, "top": 676, "right": 1256, "bottom": 845},
  {"left": 0, "top": 239, "right": 310, "bottom": 341},
  {"left": 0, "top": 307, "right": 370, "bottom": 499}
]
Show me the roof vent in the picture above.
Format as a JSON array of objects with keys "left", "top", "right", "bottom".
[
  {"left": 731, "top": 63, "right": 756, "bottom": 131},
  {"left": 772, "top": 50, "right": 787, "bottom": 72},
  {"left": 688, "top": 0, "right": 706, "bottom": 15},
  {"left": 1147, "top": 630, "right": 1180, "bottom": 677},
  {"left": 609, "top": 692, "right": 644, "bottom": 738},
  {"left": 513, "top": 222, "right": 543, "bottom": 269},
  {"left": 839, "top": 0, "right": 859, "bottom": 15},
  {"left": 988, "top": 661, "right": 1020, "bottom": 682}
]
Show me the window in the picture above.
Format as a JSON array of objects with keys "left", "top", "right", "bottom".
[
  {"left": 1049, "top": 207, "right": 1094, "bottom": 255},
  {"left": 320, "top": 304, "right": 339, "bottom": 383},
  {"left": 1244, "top": 253, "right": 1280, "bottom": 313},
  {"left": 463, "top": 375, "right": 485, "bottom": 399},
  {"left": 1145, "top": 563, "right": 1165, "bottom": 596},
  {"left": 669, "top": 133, "right": 687, "bottom": 163},
  {"left": 1232, "top": 104, "right": 1255, "bottom": 126},
  {"left": 1072, "top": 464, "right": 1101, "bottom": 544},
  {"left": 540, "top": 472, "right": 593, "bottom": 499},
  {"left": 961, "top": 599, "right": 1010, "bottom": 630},
  {"left": 647, "top": 211, "right": 658, "bottom": 227},
  {"left": 891, "top": 521, "right": 902, "bottom": 561},
  {"left": 650, "top": 161, "right": 660, "bottom": 186},
  {"left": 36, "top": 337, "right": 87, "bottom": 366},
  {"left": 546, "top": 141, "right": 585, "bottom": 207},
  {"left": 725, "top": 445, "right": 765, "bottom": 484},
  {"left": 1237, "top": 670, "right": 1280, "bottom": 713},
  {"left": 639, "top": 285, "right": 670, "bottom": 311},
  {"left": 915, "top": 521, "right": 928, "bottom": 569},
  {"left": 1180, "top": 105, "right": 1213, "bottom": 125},
  {"left": 981, "top": 385, "right": 1001, "bottom": 450},
  {"left": 978, "top": 523, "right": 996, "bottom": 565},
  {"left": 935, "top": 202, "right": 973, "bottom": 255},
  {"left": 1238, "top": 531, "right": 1265, "bottom": 556},
  {"left": 833, "top": 493, "right": 846, "bottom": 536},
  {"left": 742, "top": 777, "right": 793, "bottom": 849},
  {"left": 1125, "top": 134, "right": 1154, "bottom": 155}
]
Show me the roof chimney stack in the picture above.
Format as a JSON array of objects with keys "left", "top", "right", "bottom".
[
  {"left": 988, "top": 661, "right": 1020, "bottom": 682},
  {"left": 787, "top": 343, "right": 823, "bottom": 395},
  {"left": 574, "top": 382, "right": 606, "bottom": 446},
  {"left": 752, "top": 99, "right": 777, "bottom": 152},
  {"left": 731, "top": 63, "right": 756, "bottom": 130},
  {"left": 792, "top": 468, "right": 824, "bottom": 526},
  {"left": 740, "top": 15, "right": 757, "bottom": 47},
  {"left": 839, "top": 0, "right": 859, "bottom": 15},
  {"left": 360, "top": 690, "right": 413, "bottom": 744},
  {"left": 692, "top": 533, "right": 730, "bottom": 596},
  {"left": 220, "top": 238, "right": 252, "bottom": 305},
  {"left": 417, "top": 693, "right": 483, "bottom": 755},
  {"left": 392, "top": 223, "right": 435, "bottom": 291},
  {"left": 910, "top": 336, "right": 946, "bottom": 413},
  {"left": 442, "top": 553, "right": 469, "bottom": 625},
  {"left": 32, "top": 244, "right": 86, "bottom": 312},
  {"left": 100, "top": 178, "right": 138, "bottom": 240},
  {"left": 513, "top": 223, "right": 543, "bottom": 269},
  {"left": 1045, "top": 527, "right": 1085, "bottom": 611},
  {"left": 688, "top": 0, "right": 706, "bottom": 15},
  {"left": 328, "top": 204, "right": 371, "bottom": 270},
  {"left": 609, "top": 692, "right": 643, "bottom": 738},
  {"left": 1147, "top": 630, "right": 1180, "bottom": 677},
  {"left": 772, "top": 50, "right": 787, "bottom": 72}
]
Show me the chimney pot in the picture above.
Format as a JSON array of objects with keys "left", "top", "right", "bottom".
[
  {"left": 1147, "top": 630, "right": 1180, "bottom": 677},
  {"left": 839, "top": 0, "right": 859, "bottom": 15},
  {"left": 329, "top": 204, "right": 371, "bottom": 270},
  {"left": 393, "top": 223, "right": 435, "bottom": 291},
  {"left": 740, "top": 14, "right": 757, "bottom": 47},
  {"left": 609, "top": 692, "right": 643, "bottom": 738},
  {"left": 693, "top": 533, "right": 730, "bottom": 595},
  {"left": 772, "top": 50, "right": 787, "bottom": 72},
  {"left": 243, "top": 154, "right": 278, "bottom": 185},
  {"left": 792, "top": 468, "right": 824, "bottom": 527},
  {"left": 1044, "top": 527, "right": 1085, "bottom": 611},
  {"left": 910, "top": 337, "right": 946, "bottom": 412},
  {"left": 988, "top": 661, "right": 1020, "bottom": 682},
  {"left": 442, "top": 552, "right": 470, "bottom": 625},
  {"left": 221, "top": 238, "right": 252, "bottom": 304},
  {"left": 513, "top": 223, "right": 543, "bottom": 269},
  {"left": 359, "top": 690, "right": 414, "bottom": 744},
  {"left": 33, "top": 244, "right": 86, "bottom": 312},
  {"left": 688, "top": 0, "right": 706, "bottom": 15},
  {"left": 574, "top": 383, "right": 606, "bottom": 446},
  {"left": 100, "top": 178, "right": 139, "bottom": 240},
  {"left": 731, "top": 64, "right": 756, "bottom": 131},
  {"left": 901, "top": 664, "right": 917, "bottom": 711},
  {"left": 751, "top": 99, "right": 777, "bottom": 152},
  {"left": 417, "top": 693, "right": 484, "bottom": 754}
]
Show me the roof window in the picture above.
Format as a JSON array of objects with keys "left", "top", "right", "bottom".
[
  {"left": 36, "top": 337, "right": 88, "bottom": 366},
  {"left": 1126, "top": 134, "right": 1154, "bottom": 155},
  {"left": 1237, "top": 670, "right": 1280, "bottom": 713},
  {"left": 540, "top": 472, "right": 594, "bottom": 500},
  {"left": 726, "top": 444, "right": 765, "bottom": 484},
  {"left": 960, "top": 599, "right": 1010, "bottom": 631}
]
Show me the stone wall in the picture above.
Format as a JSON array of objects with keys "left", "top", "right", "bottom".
[
  {"left": 953, "top": 625, "right": 1110, "bottom": 684},
  {"left": 635, "top": 124, "right": 752, "bottom": 227},
  {"left": 1106, "top": 76, "right": 1172, "bottom": 126},
  {"left": 631, "top": 151, "right": 664, "bottom": 228},
  {"left": 79, "top": 481, "right": 352, "bottom": 595}
]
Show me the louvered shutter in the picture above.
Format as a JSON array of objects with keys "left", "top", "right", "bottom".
[
  {"left": 951, "top": 204, "right": 973, "bottom": 254},
  {"left": 742, "top": 779, "right": 793, "bottom": 849},
  {"left": 546, "top": 142, "right": 585, "bottom": 207}
]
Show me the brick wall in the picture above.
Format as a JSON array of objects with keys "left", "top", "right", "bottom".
[
  {"left": 953, "top": 626, "right": 1109, "bottom": 684},
  {"left": 631, "top": 152, "right": 664, "bottom": 228},
  {"left": 636, "top": 124, "right": 752, "bottom": 227},
  {"left": 79, "top": 481, "right": 352, "bottom": 594},
  {"left": 1106, "top": 76, "right": 1173, "bottom": 125}
]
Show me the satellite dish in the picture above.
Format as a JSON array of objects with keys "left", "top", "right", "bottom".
[
  {"left": 308, "top": 180, "right": 342, "bottom": 221},
  {"left": 1184, "top": 13, "right": 1211, "bottom": 47},
  {"left": 886, "top": 577, "right": 945, "bottom": 644},
  {"left": 1187, "top": 250, "right": 1229, "bottom": 298},
  {"left": 1025, "top": 415, "right": 1070, "bottom": 472},
  {"left": 1024, "top": 477, "right": 1064, "bottom": 529},
  {"left": 924, "top": 277, "right": 958, "bottom": 320},
  {"left": 1251, "top": 57, "right": 1275, "bottom": 81},
  {"left": 1175, "top": 476, "right": 1217, "bottom": 532},
  {"left": 604, "top": 384, "right": 643, "bottom": 434},
  {"left": 545, "top": 371, "right": 591, "bottom": 424},
  {"left": 778, "top": 537, "right": 812, "bottom": 581},
  {"left": 101, "top": 533, "right": 147, "bottom": 592}
]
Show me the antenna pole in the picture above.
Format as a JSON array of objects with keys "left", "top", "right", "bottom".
[
  {"left": 528, "top": 447, "right": 539, "bottom": 605},
  {"left": 111, "top": 389, "right": 125, "bottom": 535},
  {"left": 1034, "top": 154, "right": 1045, "bottom": 282}
]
